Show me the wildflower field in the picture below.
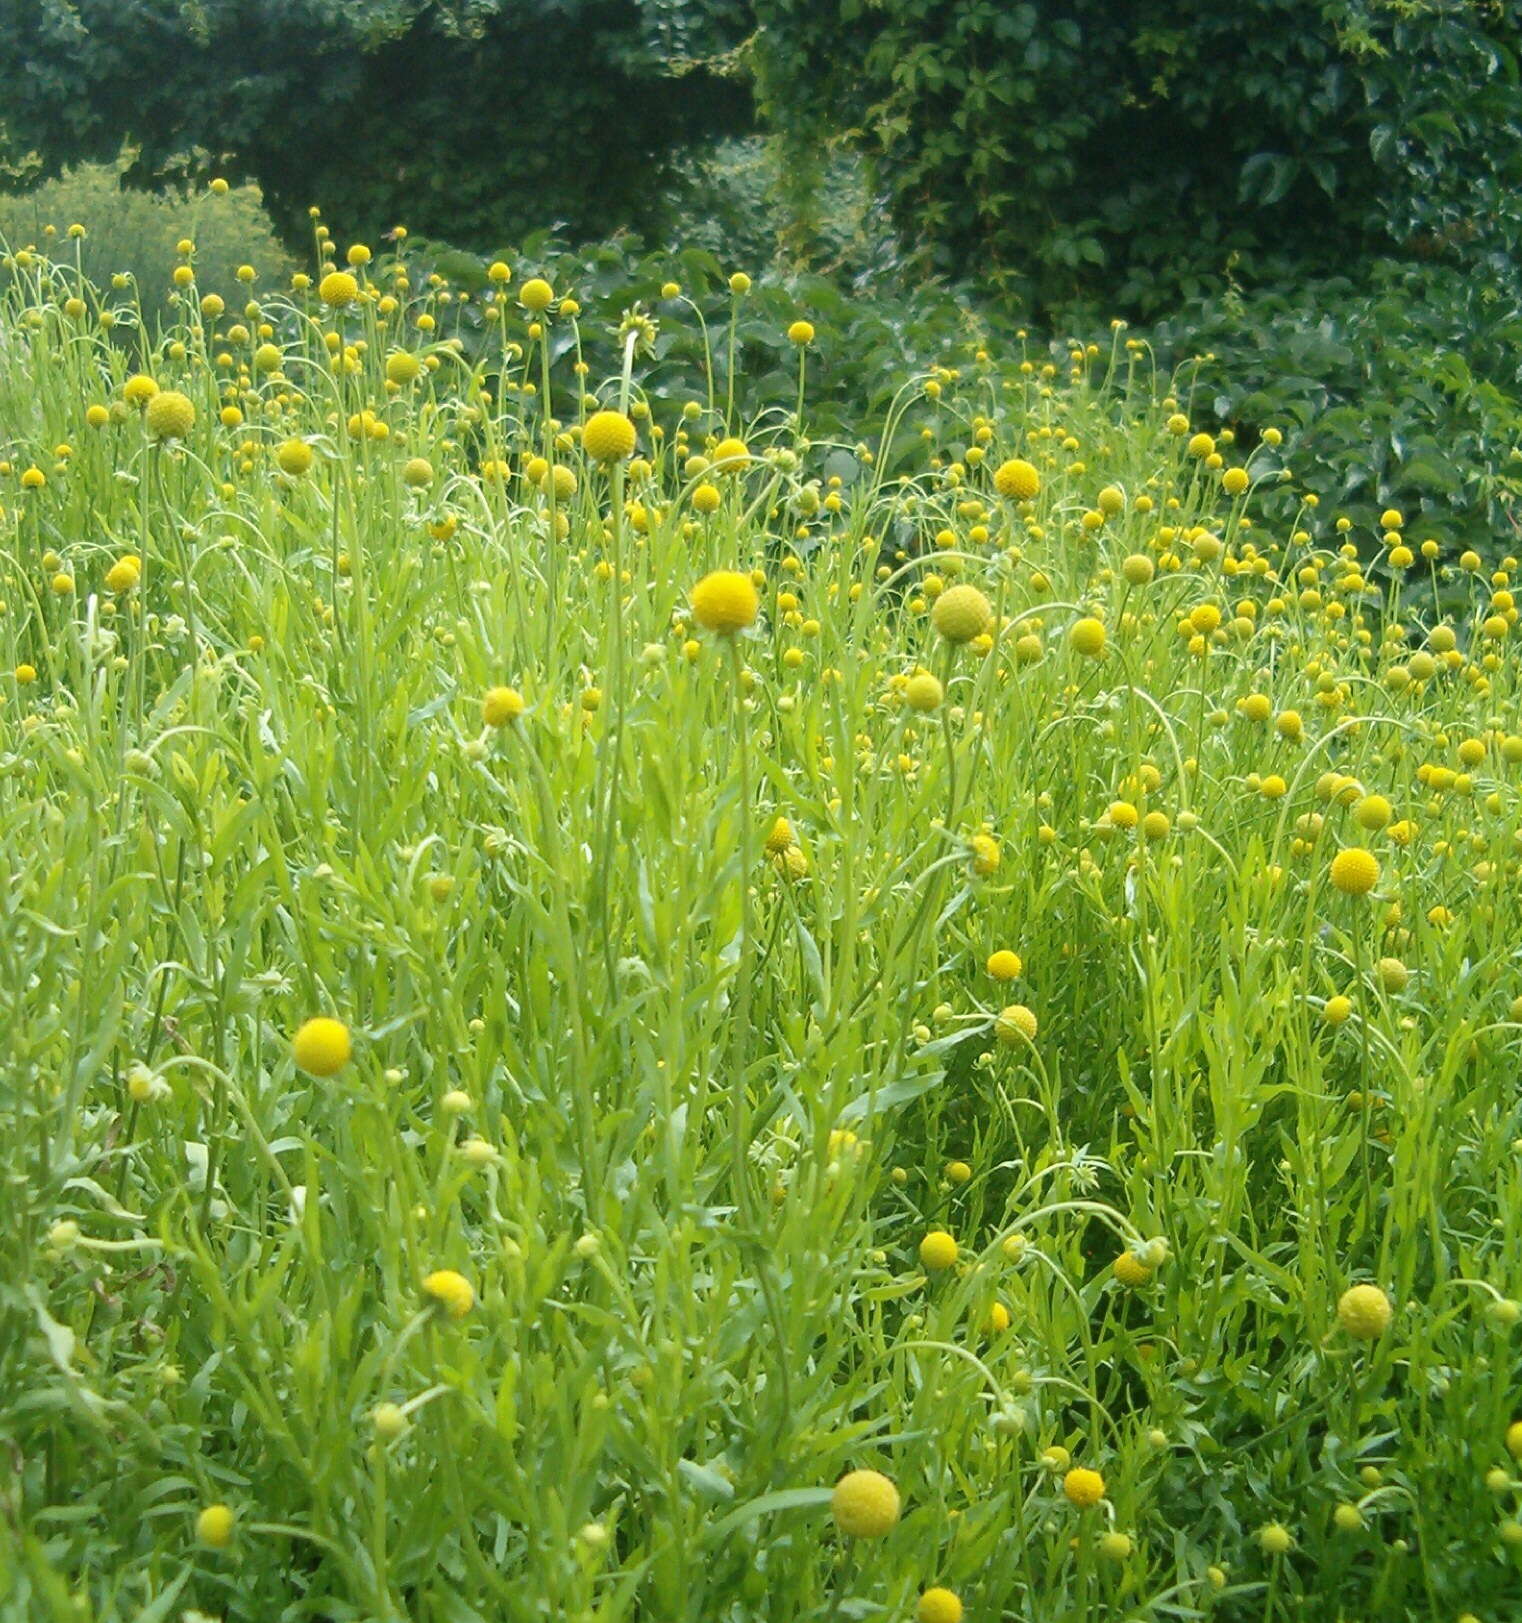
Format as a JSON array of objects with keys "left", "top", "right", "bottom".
[{"left": 6, "top": 206, "right": 1522, "bottom": 1623}]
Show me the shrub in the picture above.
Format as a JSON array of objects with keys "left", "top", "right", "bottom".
[
  {"left": 1151, "top": 260, "right": 1522, "bottom": 565},
  {"left": 752, "top": 0, "right": 1522, "bottom": 319},
  {"left": 0, "top": 0, "right": 751, "bottom": 251}
]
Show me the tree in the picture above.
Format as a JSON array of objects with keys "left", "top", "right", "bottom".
[
  {"left": 0, "top": 0, "right": 752, "bottom": 250},
  {"left": 751, "top": 0, "right": 1522, "bottom": 319}
]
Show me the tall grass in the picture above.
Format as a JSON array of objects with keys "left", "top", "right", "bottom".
[{"left": 1, "top": 204, "right": 1521, "bottom": 1623}]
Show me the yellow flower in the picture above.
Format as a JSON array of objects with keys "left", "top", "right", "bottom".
[
  {"left": 711, "top": 436, "right": 751, "bottom": 473},
  {"left": 931, "top": 584, "right": 992, "bottom": 644},
  {"left": 919, "top": 1230, "right": 958, "bottom": 1271},
  {"left": 196, "top": 1504, "right": 235, "bottom": 1548},
  {"left": 519, "top": 278, "right": 554, "bottom": 312},
  {"left": 993, "top": 458, "right": 1040, "bottom": 500},
  {"left": 830, "top": 1469, "right": 900, "bottom": 1538},
  {"left": 105, "top": 558, "right": 140, "bottom": 593},
  {"left": 787, "top": 319, "right": 815, "bottom": 345},
  {"left": 917, "top": 1589, "right": 963, "bottom": 1623},
  {"left": 292, "top": 1016, "right": 351, "bottom": 1077},
  {"left": 969, "top": 832, "right": 1000, "bottom": 875},
  {"left": 691, "top": 570, "right": 759, "bottom": 635},
  {"left": 144, "top": 391, "right": 195, "bottom": 440},
  {"left": 123, "top": 373, "right": 159, "bottom": 407},
  {"left": 1337, "top": 1283, "right": 1392, "bottom": 1339},
  {"left": 1258, "top": 1523, "right": 1293, "bottom": 1556},
  {"left": 1069, "top": 617, "right": 1106, "bottom": 657},
  {"left": 1063, "top": 1467, "right": 1105, "bottom": 1508},
  {"left": 986, "top": 949, "right": 1023, "bottom": 982},
  {"left": 318, "top": 270, "right": 359, "bottom": 308},
  {"left": 1329, "top": 847, "right": 1379, "bottom": 897},
  {"left": 764, "top": 816, "right": 795, "bottom": 855},
  {"left": 422, "top": 1269, "right": 475, "bottom": 1318},
  {"left": 386, "top": 351, "right": 421, "bottom": 386},
  {"left": 904, "top": 671, "right": 943, "bottom": 711},
  {"left": 995, "top": 1004, "right": 1037, "bottom": 1044},
  {"left": 582, "top": 409, "right": 637, "bottom": 464},
  {"left": 277, "top": 439, "right": 314, "bottom": 476},
  {"left": 1112, "top": 1251, "right": 1152, "bottom": 1288},
  {"left": 482, "top": 686, "right": 526, "bottom": 727}
]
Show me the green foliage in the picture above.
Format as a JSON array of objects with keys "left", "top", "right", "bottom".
[
  {"left": 0, "top": 0, "right": 751, "bottom": 252},
  {"left": 417, "top": 225, "right": 1009, "bottom": 457},
  {"left": 1151, "top": 260, "right": 1522, "bottom": 562},
  {"left": 13, "top": 217, "right": 1522, "bottom": 1623},
  {"left": 0, "top": 161, "right": 294, "bottom": 296},
  {"left": 752, "top": 0, "right": 1522, "bottom": 319}
]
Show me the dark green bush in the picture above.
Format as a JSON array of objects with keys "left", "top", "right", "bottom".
[
  {"left": 752, "top": 0, "right": 1522, "bottom": 320},
  {"left": 1149, "top": 260, "right": 1522, "bottom": 562},
  {"left": 0, "top": 0, "right": 751, "bottom": 252}
]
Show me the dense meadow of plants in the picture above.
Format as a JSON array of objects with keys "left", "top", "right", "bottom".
[{"left": 3, "top": 189, "right": 1522, "bottom": 1623}]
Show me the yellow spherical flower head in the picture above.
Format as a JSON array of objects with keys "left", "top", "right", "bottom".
[
  {"left": 292, "top": 1016, "right": 351, "bottom": 1077},
  {"left": 1112, "top": 1250, "right": 1152, "bottom": 1288},
  {"left": 483, "top": 686, "right": 526, "bottom": 727},
  {"left": 995, "top": 1004, "right": 1037, "bottom": 1044},
  {"left": 277, "top": 439, "right": 314, "bottom": 476},
  {"left": 105, "top": 557, "right": 141, "bottom": 593},
  {"left": 919, "top": 1230, "right": 958, "bottom": 1271},
  {"left": 1069, "top": 616, "right": 1106, "bottom": 657},
  {"left": 144, "top": 390, "right": 195, "bottom": 440},
  {"left": 764, "top": 816, "right": 795, "bottom": 856},
  {"left": 968, "top": 832, "right": 1000, "bottom": 875},
  {"left": 993, "top": 457, "right": 1040, "bottom": 500},
  {"left": 1377, "top": 956, "right": 1408, "bottom": 994},
  {"left": 1506, "top": 1420, "right": 1522, "bottom": 1461},
  {"left": 196, "top": 1503, "right": 235, "bottom": 1548},
  {"left": 386, "top": 350, "right": 421, "bottom": 386},
  {"left": 318, "top": 270, "right": 359, "bottom": 308},
  {"left": 787, "top": 319, "right": 815, "bottom": 346},
  {"left": 904, "top": 671, "right": 943, "bottom": 712},
  {"left": 519, "top": 277, "right": 554, "bottom": 312},
  {"left": 1063, "top": 1467, "right": 1105, "bottom": 1508},
  {"left": 1337, "top": 1283, "right": 1393, "bottom": 1339},
  {"left": 422, "top": 1268, "right": 475, "bottom": 1318},
  {"left": 830, "top": 1469, "right": 900, "bottom": 1538},
  {"left": 917, "top": 1589, "right": 963, "bottom": 1623},
  {"left": 710, "top": 436, "right": 752, "bottom": 474},
  {"left": 1258, "top": 1523, "right": 1293, "bottom": 1556},
  {"left": 691, "top": 570, "right": 759, "bottom": 635},
  {"left": 1329, "top": 846, "right": 1379, "bottom": 897},
  {"left": 931, "top": 583, "right": 992, "bottom": 644},
  {"left": 122, "top": 373, "right": 159, "bottom": 408},
  {"left": 986, "top": 948, "right": 1023, "bottom": 982},
  {"left": 583, "top": 409, "right": 637, "bottom": 465}
]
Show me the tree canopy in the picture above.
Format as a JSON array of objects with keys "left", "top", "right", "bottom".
[{"left": 0, "top": 0, "right": 752, "bottom": 248}]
